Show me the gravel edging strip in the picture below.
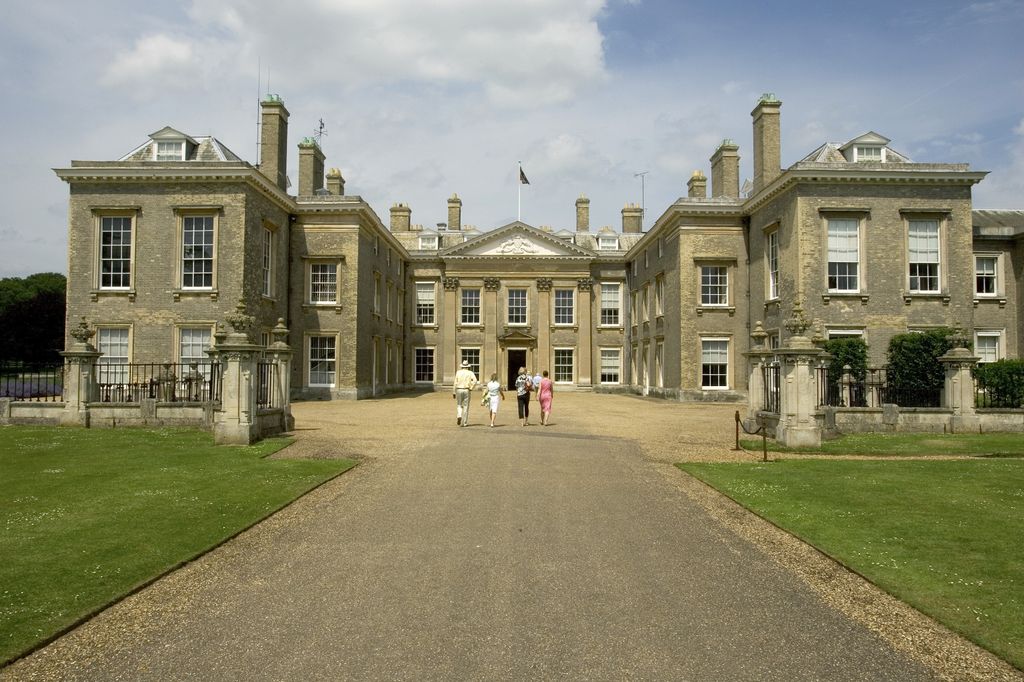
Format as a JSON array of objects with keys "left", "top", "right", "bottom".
[{"left": 660, "top": 463, "right": 1024, "bottom": 682}]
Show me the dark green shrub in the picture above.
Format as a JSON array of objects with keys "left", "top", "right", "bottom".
[
  {"left": 822, "top": 337, "right": 868, "bottom": 405},
  {"left": 975, "top": 359, "right": 1024, "bottom": 408},
  {"left": 885, "top": 328, "right": 957, "bottom": 406}
]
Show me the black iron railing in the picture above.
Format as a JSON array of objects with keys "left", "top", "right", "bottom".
[
  {"left": 0, "top": 361, "right": 64, "bottom": 402},
  {"left": 762, "top": 363, "right": 780, "bottom": 414},
  {"left": 816, "top": 366, "right": 940, "bottom": 408},
  {"left": 256, "top": 362, "right": 278, "bottom": 409},
  {"left": 96, "top": 362, "right": 221, "bottom": 403}
]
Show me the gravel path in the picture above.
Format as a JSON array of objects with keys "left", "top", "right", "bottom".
[{"left": 2, "top": 391, "right": 1019, "bottom": 681}]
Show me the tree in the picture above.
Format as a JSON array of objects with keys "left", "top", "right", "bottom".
[{"left": 0, "top": 273, "right": 66, "bottom": 364}]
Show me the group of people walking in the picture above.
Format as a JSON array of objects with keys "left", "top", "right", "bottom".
[{"left": 452, "top": 362, "right": 553, "bottom": 428}]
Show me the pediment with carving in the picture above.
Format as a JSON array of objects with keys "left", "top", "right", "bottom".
[{"left": 444, "top": 222, "right": 594, "bottom": 259}]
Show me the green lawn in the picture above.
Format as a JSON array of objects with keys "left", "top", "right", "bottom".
[
  {"left": 678, "top": 459, "right": 1024, "bottom": 671},
  {"left": 0, "top": 426, "right": 355, "bottom": 665},
  {"left": 740, "top": 431, "right": 1024, "bottom": 456}
]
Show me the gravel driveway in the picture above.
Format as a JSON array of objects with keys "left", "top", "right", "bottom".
[{"left": 2, "top": 392, "right": 1018, "bottom": 681}]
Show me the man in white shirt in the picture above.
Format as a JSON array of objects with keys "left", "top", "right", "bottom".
[{"left": 452, "top": 360, "right": 479, "bottom": 427}]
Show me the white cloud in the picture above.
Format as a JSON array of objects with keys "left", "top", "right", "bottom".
[
  {"left": 101, "top": 34, "right": 201, "bottom": 92},
  {"left": 93, "top": 0, "right": 609, "bottom": 106}
]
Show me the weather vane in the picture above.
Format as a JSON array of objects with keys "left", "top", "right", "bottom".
[{"left": 314, "top": 118, "right": 327, "bottom": 146}]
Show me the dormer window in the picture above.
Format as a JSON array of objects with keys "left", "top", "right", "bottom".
[
  {"left": 854, "top": 145, "right": 883, "bottom": 162},
  {"left": 598, "top": 236, "right": 618, "bottom": 250},
  {"left": 419, "top": 235, "right": 438, "bottom": 250},
  {"left": 155, "top": 140, "right": 185, "bottom": 161}
]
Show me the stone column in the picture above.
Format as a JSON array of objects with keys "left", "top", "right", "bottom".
[
  {"left": 268, "top": 318, "right": 294, "bottom": 432},
  {"left": 743, "top": 321, "right": 770, "bottom": 431},
  {"left": 59, "top": 318, "right": 101, "bottom": 427},
  {"left": 841, "top": 365, "right": 853, "bottom": 407},
  {"left": 536, "top": 278, "right": 552, "bottom": 374},
  {"left": 443, "top": 277, "right": 459, "bottom": 386},
  {"left": 212, "top": 301, "right": 262, "bottom": 445},
  {"left": 774, "top": 302, "right": 825, "bottom": 448},
  {"left": 483, "top": 278, "right": 500, "bottom": 380},
  {"left": 939, "top": 346, "right": 980, "bottom": 433},
  {"left": 577, "top": 278, "right": 593, "bottom": 388}
]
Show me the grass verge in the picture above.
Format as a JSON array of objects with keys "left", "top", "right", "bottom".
[
  {"left": 677, "top": 459, "right": 1024, "bottom": 671},
  {"left": 0, "top": 426, "right": 356, "bottom": 665},
  {"left": 740, "top": 431, "right": 1024, "bottom": 456}
]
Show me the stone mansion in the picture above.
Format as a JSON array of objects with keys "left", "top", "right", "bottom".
[{"left": 56, "top": 94, "right": 1024, "bottom": 400}]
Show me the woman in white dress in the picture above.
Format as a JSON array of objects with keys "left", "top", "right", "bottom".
[{"left": 484, "top": 373, "right": 505, "bottom": 427}]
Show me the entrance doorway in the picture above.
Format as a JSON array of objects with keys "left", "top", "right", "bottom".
[{"left": 506, "top": 349, "right": 526, "bottom": 389}]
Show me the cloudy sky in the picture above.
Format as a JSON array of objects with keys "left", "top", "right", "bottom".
[{"left": 2, "top": 0, "right": 1022, "bottom": 276}]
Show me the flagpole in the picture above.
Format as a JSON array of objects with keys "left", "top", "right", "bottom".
[{"left": 517, "top": 161, "right": 521, "bottom": 221}]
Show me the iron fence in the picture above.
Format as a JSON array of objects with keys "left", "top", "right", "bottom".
[
  {"left": 256, "top": 362, "right": 278, "bottom": 409},
  {"left": 0, "top": 361, "right": 64, "bottom": 402},
  {"left": 762, "top": 362, "right": 780, "bottom": 414},
  {"left": 96, "top": 362, "right": 221, "bottom": 403},
  {"left": 815, "top": 366, "right": 940, "bottom": 408},
  {"left": 975, "top": 375, "right": 1024, "bottom": 408}
]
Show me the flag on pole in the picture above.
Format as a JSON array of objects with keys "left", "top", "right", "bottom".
[{"left": 519, "top": 167, "right": 530, "bottom": 185}]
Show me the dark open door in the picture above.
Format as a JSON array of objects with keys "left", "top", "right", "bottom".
[{"left": 507, "top": 349, "right": 526, "bottom": 389}]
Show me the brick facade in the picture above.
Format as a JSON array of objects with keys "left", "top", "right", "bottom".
[{"left": 55, "top": 95, "right": 1024, "bottom": 401}]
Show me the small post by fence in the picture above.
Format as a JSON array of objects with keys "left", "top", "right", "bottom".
[{"left": 735, "top": 410, "right": 769, "bottom": 463}]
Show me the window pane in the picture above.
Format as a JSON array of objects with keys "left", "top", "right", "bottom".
[
  {"left": 600, "top": 284, "right": 620, "bottom": 325},
  {"left": 976, "top": 335, "right": 999, "bottom": 364},
  {"left": 461, "top": 289, "right": 480, "bottom": 325},
  {"left": 460, "top": 348, "right": 481, "bottom": 377},
  {"left": 701, "top": 340, "right": 729, "bottom": 388},
  {"left": 100, "top": 217, "right": 132, "bottom": 289},
  {"left": 97, "top": 328, "right": 129, "bottom": 384},
  {"left": 554, "top": 289, "right": 574, "bottom": 325},
  {"left": 600, "top": 348, "right": 620, "bottom": 384},
  {"left": 975, "top": 256, "right": 997, "bottom": 295},
  {"left": 508, "top": 289, "right": 527, "bottom": 325},
  {"left": 554, "top": 349, "right": 573, "bottom": 382},
  {"left": 182, "top": 216, "right": 214, "bottom": 289},
  {"left": 415, "top": 348, "right": 434, "bottom": 382},
  {"left": 767, "top": 231, "right": 778, "bottom": 299},
  {"left": 827, "top": 219, "right": 859, "bottom": 291},
  {"left": 309, "top": 336, "right": 336, "bottom": 386},
  {"left": 310, "top": 263, "right": 337, "bottom": 303},
  {"left": 701, "top": 266, "right": 728, "bottom": 305},
  {"left": 416, "top": 283, "right": 435, "bottom": 325},
  {"left": 262, "top": 228, "right": 273, "bottom": 296}
]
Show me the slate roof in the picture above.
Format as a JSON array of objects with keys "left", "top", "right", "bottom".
[
  {"left": 118, "top": 127, "right": 243, "bottom": 162},
  {"left": 972, "top": 209, "right": 1024, "bottom": 237},
  {"left": 797, "top": 132, "right": 912, "bottom": 164}
]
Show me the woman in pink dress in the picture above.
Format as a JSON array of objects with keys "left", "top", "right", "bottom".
[{"left": 538, "top": 370, "right": 554, "bottom": 426}]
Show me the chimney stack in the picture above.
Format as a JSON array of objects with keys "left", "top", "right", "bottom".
[
  {"left": 297, "top": 138, "right": 325, "bottom": 197},
  {"left": 326, "top": 168, "right": 345, "bottom": 196},
  {"left": 752, "top": 93, "right": 782, "bottom": 193},
  {"left": 710, "top": 139, "right": 740, "bottom": 198},
  {"left": 259, "top": 95, "right": 290, "bottom": 191},
  {"left": 390, "top": 203, "right": 411, "bottom": 232},
  {"left": 447, "top": 194, "right": 462, "bottom": 231},
  {"left": 622, "top": 203, "right": 643, "bottom": 233},
  {"left": 687, "top": 170, "right": 707, "bottom": 199},
  {"left": 575, "top": 194, "right": 590, "bottom": 232}
]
